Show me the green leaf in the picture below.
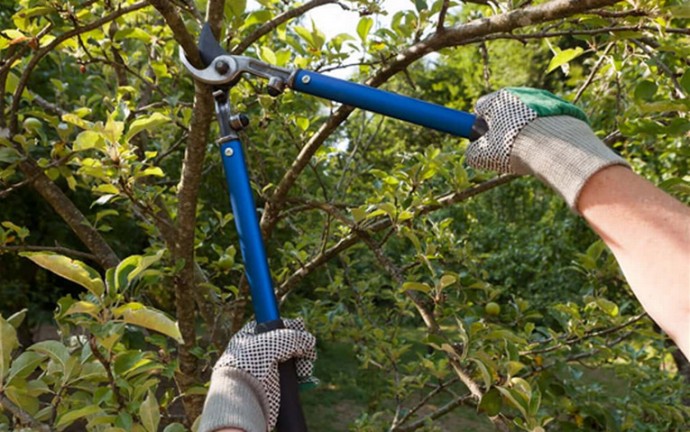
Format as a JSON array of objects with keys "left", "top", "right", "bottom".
[
  {"left": 140, "top": 390, "right": 160, "bottom": 432},
  {"left": 634, "top": 80, "right": 657, "bottom": 101},
  {"left": 438, "top": 274, "right": 457, "bottom": 290},
  {"left": 547, "top": 48, "right": 584, "bottom": 73},
  {"left": 29, "top": 340, "right": 69, "bottom": 373},
  {"left": 163, "top": 423, "right": 187, "bottom": 432},
  {"left": 0, "top": 316, "right": 19, "bottom": 381},
  {"left": 594, "top": 298, "right": 619, "bottom": 317},
  {"left": 357, "top": 17, "right": 373, "bottom": 41},
  {"left": 665, "top": 5, "right": 690, "bottom": 18},
  {"left": 73, "top": 130, "right": 104, "bottom": 151},
  {"left": 244, "top": 10, "right": 272, "bottom": 27},
  {"left": 126, "top": 113, "right": 170, "bottom": 141},
  {"left": 496, "top": 386, "right": 528, "bottom": 417},
  {"left": 64, "top": 301, "right": 101, "bottom": 318},
  {"left": 227, "top": 0, "right": 246, "bottom": 17},
  {"left": 294, "top": 26, "right": 314, "bottom": 47},
  {"left": 56, "top": 405, "right": 102, "bottom": 429},
  {"left": 6, "top": 352, "right": 44, "bottom": 385},
  {"left": 114, "top": 28, "right": 152, "bottom": 43},
  {"left": 469, "top": 358, "right": 493, "bottom": 388},
  {"left": 0, "top": 147, "right": 20, "bottom": 163},
  {"left": 294, "top": 116, "right": 309, "bottom": 131},
  {"left": 351, "top": 207, "right": 366, "bottom": 223},
  {"left": 114, "top": 303, "right": 183, "bottom": 343},
  {"left": 478, "top": 387, "right": 503, "bottom": 416},
  {"left": 94, "top": 184, "right": 119, "bottom": 195},
  {"left": 20, "top": 252, "right": 104, "bottom": 297},
  {"left": 402, "top": 282, "right": 431, "bottom": 293},
  {"left": 114, "top": 251, "right": 163, "bottom": 292},
  {"left": 6, "top": 309, "right": 27, "bottom": 329},
  {"left": 259, "top": 46, "right": 277, "bottom": 65},
  {"left": 680, "top": 70, "right": 690, "bottom": 94},
  {"left": 141, "top": 167, "right": 164, "bottom": 177}
]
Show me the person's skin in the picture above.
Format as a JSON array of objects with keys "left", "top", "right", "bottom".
[{"left": 578, "top": 165, "right": 690, "bottom": 358}]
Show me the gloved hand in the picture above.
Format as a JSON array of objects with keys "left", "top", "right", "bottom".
[
  {"left": 465, "top": 87, "right": 629, "bottom": 210},
  {"left": 198, "top": 319, "right": 317, "bottom": 432}
]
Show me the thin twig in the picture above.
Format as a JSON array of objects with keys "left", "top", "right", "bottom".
[
  {"left": 630, "top": 38, "right": 686, "bottom": 98},
  {"left": 574, "top": 42, "right": 614, "bottom": 103},
  {"left": 522, "top": 312, "right": 647, "bottom": 356},
  {"left": 231, "top": 0, "right": 339, "bottom": 54},
  {"left": 0, "top": 245, "right": 97, "bottom": 262}
]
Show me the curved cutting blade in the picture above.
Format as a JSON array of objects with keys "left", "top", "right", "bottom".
[{"left": 198, "top": 23, "right": 229, "bottom": 67}]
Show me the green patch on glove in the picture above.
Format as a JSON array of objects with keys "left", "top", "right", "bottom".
[{"left": 506, "top": 87, "right": 589, "bottom": 123}]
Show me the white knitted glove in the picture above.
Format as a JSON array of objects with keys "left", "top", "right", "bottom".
[
  {"left": 466, "top": 87, "right": 630, "bottom": 210},
  {"left": 199, "top": 319, "right": 316, "bottom": 432}
]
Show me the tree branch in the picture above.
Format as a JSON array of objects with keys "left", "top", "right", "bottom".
[
  {"left": 231, "top": 0, "right": 338, "bottom": 54},
  {"left": 277, "top": 176, "right": 516, "bottom": 298},
  {"left": 0, "top": 245, "right": 97, "bottom": 262},
  {"left": 394, "top": 394, "right": 474, "bottom": 432},
  {"left": 574, "top": 42, "right": 614, "bottom": 103},
  {"left": 0, "top": 392, "right": 51, "bottom": 432},
  {"left": 260, "top": 0, "right": 626, "bottom": 240},
  {"left": 16, "top": 159, "right": 120, "bottom": 269},
  {"left": 8, "top": 1, "right": 149, "bottom": 134}
]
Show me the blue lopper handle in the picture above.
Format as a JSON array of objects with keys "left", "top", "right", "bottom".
[{"left": 291, "top": 70, "right": 487, "bottom": 140}]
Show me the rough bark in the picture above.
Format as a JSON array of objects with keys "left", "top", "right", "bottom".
[{"left": 18, "top": 160, "right": 120, "bottom": 269}]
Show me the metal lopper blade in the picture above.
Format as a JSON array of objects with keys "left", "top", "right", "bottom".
[{"left": 198, "top": 23, "right": 229, "bottom": 67}]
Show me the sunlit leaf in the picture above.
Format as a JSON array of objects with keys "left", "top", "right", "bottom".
[
  {"left": 357, "top": 17, "right": 373, "bottom": 41},
  {"left": 126, "top": 113, "right": 169, "bottom": 141},
  {"left": 20, "top": 252, "right": 104, "bottom": 297},
  {"left": 547, "top": 47, "right": 584, "bottom": 73},
  {"left": 114, "top": 303, "right": 183, "bottom": 343}
]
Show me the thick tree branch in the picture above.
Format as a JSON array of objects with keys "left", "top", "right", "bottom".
[
  {"left": 171, "top": 80, "right": 215, "bottom": 423},
  {"left": 261, "top": 0, "right": 626, "bottom": 240},
  {"left": 17, "top": 160, "right": 120, "bottom": 269},
  {"left": 205, "top": 0, "right": 226, "bottom": 39},
  {"left": 369, "top": 0, "right": 625, "bottom": 87},
  {"left": 148, "top": 0, "right": 203, "bottom": 68}
]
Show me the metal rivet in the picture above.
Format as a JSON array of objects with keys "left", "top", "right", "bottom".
[
  {"left": 301, "top": 75, "right": 311, "bottom": 84},
  {"left": 224, "top": 147, "right": 234, "bottom": 157},
  {"left": 215, "top": 60, "right": 230, "bottom": 75}
]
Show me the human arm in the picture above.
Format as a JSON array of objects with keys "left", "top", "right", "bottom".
[
  {"left": 578, "top": 165, "right": 690, "bottom": 355},
  {"left": 466, "top": 88, "right": 690, "bottom": 359},
  {"left": 198, "top": 319, "right": 317, "bottom": 432}
]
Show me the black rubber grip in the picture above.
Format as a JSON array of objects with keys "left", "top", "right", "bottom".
[
  {"left": 255, "top": 319, "right": 308, "bottom": 432},
  {"left": 469, "top": 116, "right": 488, "bottom": 141},
  {"left": 276, "top": 358, "right": 308, "bottom": 431}
]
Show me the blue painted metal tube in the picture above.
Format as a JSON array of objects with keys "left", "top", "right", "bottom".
[
  {"left": 220, "top": 139, "right": 279, "bottom": 323},
  {"left": 292, "top": 70, "right": 477, "bottom": 138}
]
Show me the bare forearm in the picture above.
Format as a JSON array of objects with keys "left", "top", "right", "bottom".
[{"left": 578, "top": 166, "right": 690, "bottom": 357}]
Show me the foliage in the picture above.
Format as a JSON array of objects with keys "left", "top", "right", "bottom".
[{"left": 1, "top": 0, "right": 689, "bottom": 430}]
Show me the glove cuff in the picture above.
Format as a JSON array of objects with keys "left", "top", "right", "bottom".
[
  {"left": 198, "top": 368, "right": 270, "bottom": 432},
  {"left": 511, "top": 116, "right": 630, "bottom": 211}
]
